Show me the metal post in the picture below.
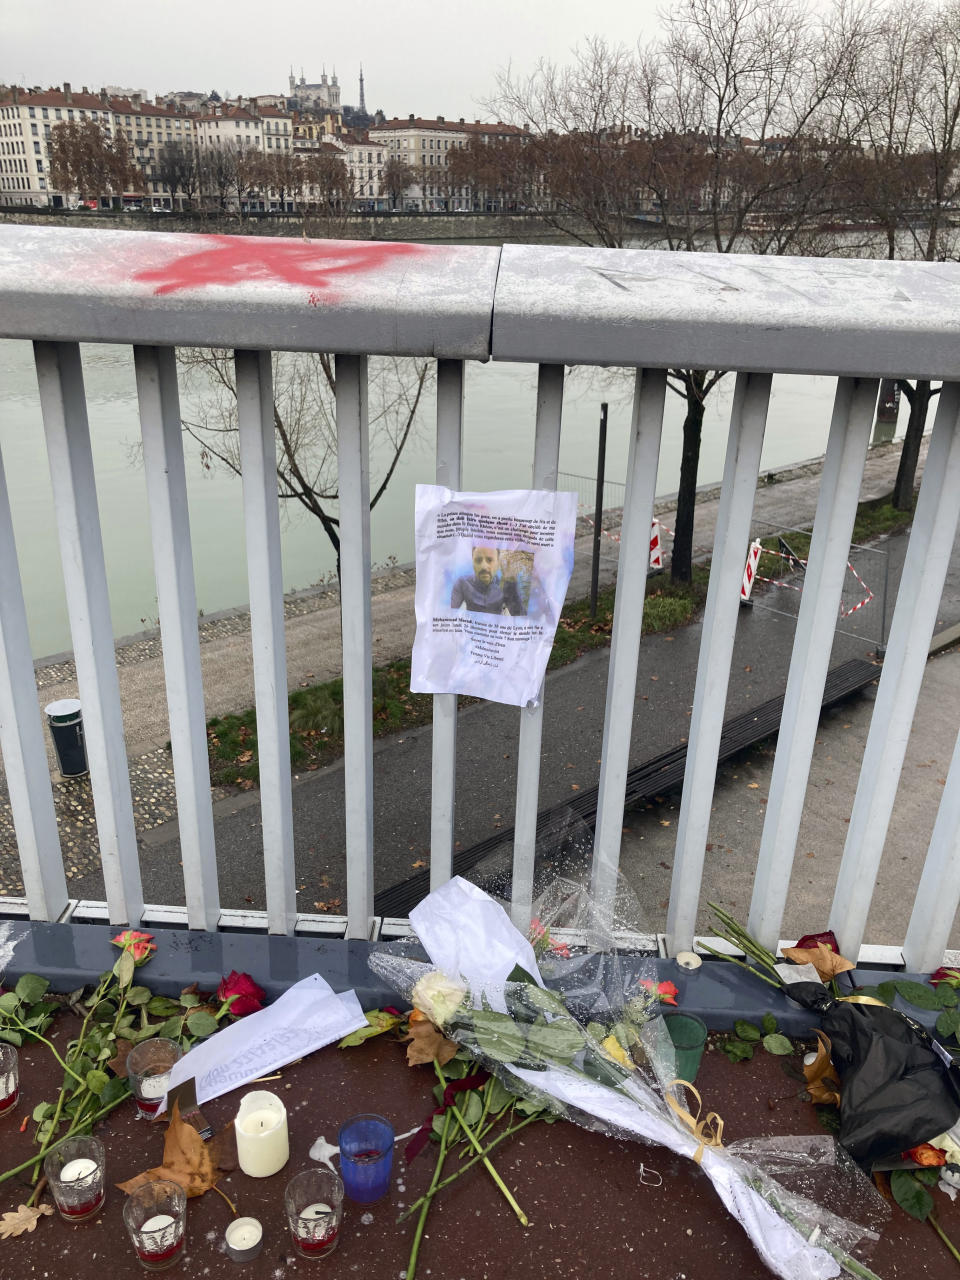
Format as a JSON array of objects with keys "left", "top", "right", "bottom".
[{"left": 590, "top": 403, "right": 608, "bottom": 620}]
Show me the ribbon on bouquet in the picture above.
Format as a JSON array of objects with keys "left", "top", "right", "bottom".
[
  {"left": 665, "top": 1080, "right": 725, "bottom": 1165},
  {"left": 404, "top": 1069, "right": 491, "bottom": 1164}
]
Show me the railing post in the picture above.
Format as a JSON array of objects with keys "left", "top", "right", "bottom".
[
  {"left": 830, "top": 381, "right": 960, "bottom": 959},
  {"left": 591, "top": 370, "right": 666, "bottom": 906},
  {"left": 430, "top": 359, "right": 464, "bottom": 891},
  {"left": 336, "top": 354, "right": 375, "bottom": 939},
  {"left": 510, "top": 364, "right": 564, "bottom": 930},
  {"left": 665, "top": 372, "right": 771, "bottom": 955},
  {"left": 0, "top": 437, "right": 67, "bottom": 921},
  {"left": 135, "top": 345, "right": 220, "bottom": 932},
  {"left": 235, "top": 349, "right": 297, "bottom": 936},
  {"left": 34, "top": 341, "right": 143, "bottom": 926},
  {"left": 747, "top": 377, "right": 877, "bottom": 950}
]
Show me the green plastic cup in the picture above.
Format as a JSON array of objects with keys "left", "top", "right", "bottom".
[{"left": 663, "top": 1013, "right": 708, "bottom": 1084}]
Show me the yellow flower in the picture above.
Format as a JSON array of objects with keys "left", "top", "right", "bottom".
[{"left": 601, "top": 1034, "right": 635, "bottom": 1070}]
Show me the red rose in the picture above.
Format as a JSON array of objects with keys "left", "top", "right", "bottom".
[
  {"left": 930, "top": 967, "right": 960, "bottom": 989},
  {"left": 795, "top": 930, "right": 840, "bottom": 954},
  {"left": 111, "top": 929, "right": 157, "bottom": 965},
  {"left": 217, "top": 970, "right": 266, "bottom": 1017}
]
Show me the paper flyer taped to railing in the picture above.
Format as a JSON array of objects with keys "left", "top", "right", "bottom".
[{"left": 410, "top": 485, "right": 578, "bottom": 707}]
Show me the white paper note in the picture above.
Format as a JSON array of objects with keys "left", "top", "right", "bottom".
[{"left": 163, "top": 973, "right": 366, "bottom": 1108}]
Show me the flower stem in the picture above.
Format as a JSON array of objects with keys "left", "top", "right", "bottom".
[
  {"left": 0, "top": 1092, "right": 130, "bottom": 1187},
  {"left": 929, "top": 1211, "right": 960, "bottom": 1267},
  {"left": 407, "top": 1105, "right": 452, "bottom": 1280},
  {"left": 697, "top": 941, "right": 783, "bottom": 988},
  {"left": 9, "top": 1019, "right": 86, "bottom": 1087},
  {"left": 432, "top": 1061, "right": 528, "bottom": 1227},
  {"left": 398, "top": 1113, "right": 541, "bottom": 1224}
]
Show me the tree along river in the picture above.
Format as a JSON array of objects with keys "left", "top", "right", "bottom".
[{"left": 0, "top": 336, "right": 903, "bottom": 660}]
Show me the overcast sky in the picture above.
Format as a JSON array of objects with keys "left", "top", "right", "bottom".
[{"left": 2, "top": 0, "right": 663, "bottom": 120}]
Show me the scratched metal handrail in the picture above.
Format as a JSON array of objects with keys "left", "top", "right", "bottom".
[{"left": 0, "top": 225, "right": 959, "bottom": 974}]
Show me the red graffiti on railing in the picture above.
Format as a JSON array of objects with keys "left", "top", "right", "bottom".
[{"left": 132, "top": 236, "right": 428, "bottom": 297}]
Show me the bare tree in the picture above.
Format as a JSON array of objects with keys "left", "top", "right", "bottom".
[
  {"left": 382, "top": 157, "right": 417, "bottom": 210},
  {"left": 198, "top": 143, "right": 236, "bottom": 213},
  {"left": 177, "top": 351, "right": 432, "bottom": 579},
  {"left": 155, "top": 140, "right": 199, "bottom": 209},
  {"left": 48, "top": 119, "right": 135, "bottom": 202}
]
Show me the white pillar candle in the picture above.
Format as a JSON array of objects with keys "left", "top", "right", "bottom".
[
  {"left": 140, "top": 1214, "right": 176, "bottom": 1233},
  {"left": 60, "top": 1158, "right": 99, "bottom": 1183},
  {"left": 300, "top": 1202, "right": 332, "bottom": 1220},
  {"left": 235, "top": 1090, "right": 289, "bottom": 1178}
]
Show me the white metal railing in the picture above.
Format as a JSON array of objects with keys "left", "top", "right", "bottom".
[{"left": 1, "top": 226, "right": 960, "bottom": 972}]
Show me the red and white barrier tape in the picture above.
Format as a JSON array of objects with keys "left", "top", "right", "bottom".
[{"left": 742, "top": 543, "right": 873, "bottom": 616}]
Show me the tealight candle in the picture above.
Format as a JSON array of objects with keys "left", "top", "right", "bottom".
[
  {"left": 225, "top": 1216, "right": 263, "bottom": 1262},
  {"left": 803, "top": 1051, "right": 819, "bottom": 1067},
  {"left": 300, "top": 1202, "right": 332, "bottom": 1219},
  {"left": 676, "top": 951, "right": 703, "bottom": 971},
  {"left": 60, "top": 1158, "right": 99, "bottom": 1183},
  {"left": 234, "top": 1090, "right": 289, "bottom": 1178},
  {"left": 140, "top": 1213, "right": 176, "bottom": 1233}
]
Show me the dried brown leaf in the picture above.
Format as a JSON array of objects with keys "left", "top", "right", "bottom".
[
  {"left": 781, "top": 941, "right": 855, "bottom": 982},
  {"left": 0, "top": 1203, "right": 54, "bottom": 1239},
  {"left": 803, "top": 1030, "right": 841, "bottom": 1106},
  {"left": 401, "top": 1017, "right": 459, "bottom": 1067},
  {"left": 107, "top": 1037, "right": 135, "bottom": 1078},
  {"left": 116, "top": 1101, "right": 225, "bottom": 1200}
]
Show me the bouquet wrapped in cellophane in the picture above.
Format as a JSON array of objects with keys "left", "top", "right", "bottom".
[{"left": 370, "top": 876, "right": 887, "bottom": 1280}]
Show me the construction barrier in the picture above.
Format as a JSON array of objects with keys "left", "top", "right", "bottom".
[{"left": 740, "top": 539, "right": 763, "bottom": 602}]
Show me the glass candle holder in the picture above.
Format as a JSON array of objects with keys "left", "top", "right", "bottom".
[
  {"left": 44, "top": 1136, "right": 106, "bottom": 1222},
  {"left": 122, "top": 1179, "right": 186, "bottom": 1271},
  {"left": 338, "top": 1113, "right": 394, "bottom": 1203},
  {"left": 126, "top": 1038, "right": 183, "bottom": 1119},
  {"left": 0, "top": 1043, "right": 19, "bottom": 1117},
  {"left": 284, "top": 1168, "right": 344, "bottom": 1260}
]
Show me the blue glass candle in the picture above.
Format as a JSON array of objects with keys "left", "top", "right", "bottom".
[{"left": 337, "top": 1114, "right": 394, "bottom": 1203}]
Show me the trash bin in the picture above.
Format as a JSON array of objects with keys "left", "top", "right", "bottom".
[{"left": 44, "top": 699, "right": 88, "bottom": 778}]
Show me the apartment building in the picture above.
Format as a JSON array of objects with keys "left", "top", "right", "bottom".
[{"left": 369, "top": 115, "right": 528, "bottom": 210}]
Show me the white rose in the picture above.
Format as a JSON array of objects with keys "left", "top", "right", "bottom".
[{"left": 411, "top": 971, "right": 467, "bottom": 1027}]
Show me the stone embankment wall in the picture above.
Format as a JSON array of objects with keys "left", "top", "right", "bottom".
[{"left": 0, "top": 208, "right": 578, "bottom": 242}]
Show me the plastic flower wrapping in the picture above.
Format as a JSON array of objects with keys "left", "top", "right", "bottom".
[{"left": 371, "top": 874, "right": 888, "bottom": 1280}]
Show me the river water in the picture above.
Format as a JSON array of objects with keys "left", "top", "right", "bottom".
[{"left": 0, "top": 333, "right": 902, "bottom": 661}]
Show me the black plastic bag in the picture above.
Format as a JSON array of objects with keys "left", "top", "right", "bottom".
[{"left": 787, "top": 981, "right": 960, "bottom": 1168}]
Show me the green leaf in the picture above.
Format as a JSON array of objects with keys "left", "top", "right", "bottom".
[
  {"left": 734, "top": 1020, "right": 762, "bottom": 1042},
  {"left": 430, "top": 1114, "right": 446, "bottom": 1137},
  {"left": 113, "top": 950, "right": 136, "bottom": 989},
  {"left": 936, "top": 984, "right": 959, "bottom": 1009},
  {"left": 92, "top": 1001, "right": 117, "bottom": 1023},
  {"left": 0, "top": 1028, "right": 23, "bottom": 1046},
  {"left": 516, "top": 984, "right": 568, "bottom": 1018},
  {"left": 815, "top": 1104, "right": 841, "bottom": 1134},
  {"left": 157, "top": 1016, "right": 183, "bottom": 1040},
  {"left": 893, "top": 980, "right": 942, "bottom": 1011},
  {"left": 523, "top": 1017, "right": 584, "bottom": 1066},
  {"left": 461, "top": 1091, "right": 484, "bottom": 1127},
  {"left": 722, "top": 1038, "right": 755, "bottom": 1063},
  {"left": 126, "top": 986, "right": 152, "bottom": 1007},
  {"left": 761, "top": 1012, "right": 778, "bottom": 1036},
  {"left": 338, "top": 1010, "right": 401, "bottom": 1048},
  {"left": 762, "top": 1033, "right": 794, "bottom": 1056},
  {"left": 85, "top": 1068, "right": 109, "bottom": 1096},
  {"left": 37, "top": 1119, "right": 54, "bottom": 1143},
  {"left": 0, "top": 991, "right": 21, "bottom": 1015},
  {"left": 147, "top": 996, "right": 182, "bottom": 1017},
  {"left": 914, "top": 1168, "right": 941, "bottom": 1186},
  {"left": 514, "top": 1096, "right": 547, "bottom": 1116},
  {"left": 472, "top": 1010, "right": 530, "bottom": 1065},
  {"left": 101, "top": 1076, "right": 130, "bottom": 1107},
  {"left": 583, "top": 1054, "right": 629, "bottom": 1087},
  {"left": 936, "top": 1009, "right": 960, "bottom": 1039},
  {"left": 585, "top": 1021, "right": 608, "bottom": 1044},
  {"left": 179, "top": 992, "right": 201, "bottom": 1008},
  {"left": 185, "top": 1010, "right": 219, "bottom": 1038},
  {"left": 890, "top": 1170, "right": 934, "bottom": 1222},
  {"left": 32, "top": 1102, "right": 54, "bottom": 1122},
  {"left": 15, "top": 974, "right": 50, "bottom": 1004},
  {"left": 876, "top": 981, "right": 898, "bottom": 1005},
  {"left": 506, "top": 964, "right": 541, "bottom": 987},
  {"left": 484, "top": 1076, "right": 514, "bottom": 1113}
]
